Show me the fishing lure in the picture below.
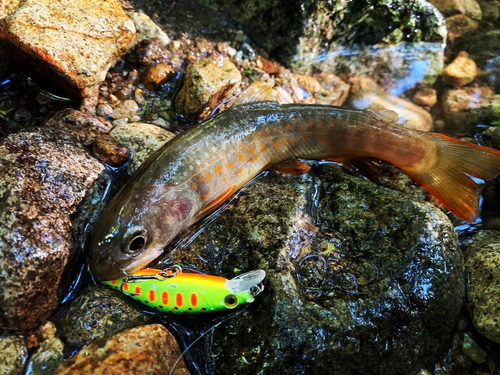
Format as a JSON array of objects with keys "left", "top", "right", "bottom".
[{"left": 102, "top": 266, "right": 266, "bottom": 314}]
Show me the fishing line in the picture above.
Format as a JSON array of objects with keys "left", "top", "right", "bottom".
[{"left": 169, "top": 307, "right": 248, "bottom": 375}]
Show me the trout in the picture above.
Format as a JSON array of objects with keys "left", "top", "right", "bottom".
[{"left": 89, "top": 91, "right": 500, "bottom": 280}]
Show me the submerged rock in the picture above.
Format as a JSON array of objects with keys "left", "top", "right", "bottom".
[
  {"left": 0, "top": 333, "right": 28, "bottom": 375},
  {"left": 158, "top": 165, "right": 464, "bottom": 374},
  {"left": 462, "top": 231, "right": 500, "bottom": 344},
  {"left": 25, "top": 337, "right": 64, "bottom": 375},
  {"left": 53, "top": 324, "right": 189, "bottom": 375},
  {"left": 441, "top": 51, "right": 478, "bottom": 87},
  {"left": 0, "top": 0, "right": 136, "bottom": 98},
  {"left": 0, "top": 127, "right": 109, "bottom": 330}
]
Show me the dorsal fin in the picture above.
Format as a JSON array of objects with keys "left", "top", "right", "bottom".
[
  {"left": 367, "top": 106, "right": 400, "bottom": 123},
  {"left": 233, "top": 81, "right": 278, "bottom": 105}
]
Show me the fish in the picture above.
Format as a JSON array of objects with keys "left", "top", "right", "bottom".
[
  {"left": 101, "top": 266, "right": 266, "bottom": 314},
  {"left": 89, "top": 83, "right": 500, "bottom": 280}
]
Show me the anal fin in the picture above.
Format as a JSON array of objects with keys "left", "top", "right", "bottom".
[{"left": 271, "top": 159, "right": 311, "bottom": 175}]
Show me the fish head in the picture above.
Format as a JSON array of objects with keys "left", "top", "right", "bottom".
[{"left": 89, "top": 183, "right": 198, "bottom": 280}]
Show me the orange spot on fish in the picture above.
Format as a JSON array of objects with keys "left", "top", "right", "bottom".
[
  {"left": 318, "top": 136, "right": 324, "bottom": 143},
  {"left": 261, "top": 145, "right": 266, "bottom": 152},
  {"left": 282, "top": 138, "right": 288, "bottom": 145},
  {"left": 191, "top": 293, "right": 198, "bottom": 307},
  {"left": 238, "top": 153, "right": 244, "bottom": 161},
  {"left": 254, "top": 155, "right": 259, "bottom": 161},
  {"left": 162, "top": 291, "right": 168, "bottom": 305},
  {"left": 135, "top": 286, "right": 141, "bottom": 296},
  {"left": 222, "top": 177, "right": 226, "bottom": 183},
  {"left": 298, "top": 124, "right": 304, "bottom": 130},
  {"left": 176, "top": 293, "right": 183, "bottom": 307},
  {"left": 237, "top": 169, "right": 242, "bottom": 174},
  {"left": 192, "top": 183, "right": 198, "bottom": 190},
  {"left": 206, "top": 190, "right": 210, "bottom": 197},
  {"left": 215, "top": 166, "right": 221, "bottom": 174},
  {"left": 247, "top": 168, "right": 252, "bottom": 174},
  {"left": 285, "top": 124, "right": 291, "bottom": 130},
  {"left": 278, "top": 152, "right": 284, "bottom": 157},
  {"left": 248, "top": 146, "right": 254, "bottom": 154},
  {"left": 200, "top": 194, "right": 205, "bottom": 201},
  {"left": 308, "top": 122, "right": 314, "bottom": 128},
  {"left": 239, "top": 144, "right": 245, "bottom": 148},
  {"left": 227, "top": 161, "right": 233, "bottom": 169},
  {"left": 303, "top": 136, "right": 308, "bottom": 143},
  {"left": 198, "top": 176, "right": 203, "bottom": 183},
  {"left": 290, "top": 139, "right": 295, "bottom": 145},
  {"left": 149, "top": 289, "right": 155, "bottom": 302},
  {"left": 273, "top": 141, "right": 279, "bottom": 148},
  {"left": 258, "top": 131, "right": 263, "bottom": 137},
  {"left": 265, "top": 128, "right": 271, "bottom": 134},
  {"left": 205, "top": 173, "right": 211, "bottom": 181}
]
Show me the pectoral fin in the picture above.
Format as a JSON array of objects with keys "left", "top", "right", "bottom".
[{"left": 198, "top": 185, "right": 237, "bottom": 216}]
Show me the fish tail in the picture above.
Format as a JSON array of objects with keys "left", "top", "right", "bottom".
[{"left": 401, "top": 133, "right": 500, "bottom": 222}]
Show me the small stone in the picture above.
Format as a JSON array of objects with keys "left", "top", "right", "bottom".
[
  {"left": 141, "top": 63, "right": 173, "bottom": 90},
  {"left": 96, "top": 103, "right": 114, "bottom": 117},
  {"left": 445, "top": 15, "right": 479, "bottom": 42},
  {"left": 175, "top": 56, "right": 242, "bottom": 121},
  {"left": 92, "top": 134, "right": 131, "bottom": 167},
  {"left": 26, "top": 337, "right": 64, "bottom": 375},
  {"left": 413, "top": 87, "right": 438, "bottom": 107},
  {"left": 442, "top": 51, "right": 478, "bottom": 87},
  {"left": 111, "top": 99, "right": 140, "bottom": 120},
  {"left": 127, "top": 11, "right": 170, "bottom": 46},
  {"left": 36, "top": 321, "right": 58, "bottom": 341},
  {"left": 260, "top": 57, "right": 281, "bottom": 75},
  {"left": 0, "top": 334, "right": 28, "bottom": 375},
  {"left": 134, "top": 88, "right": 144, "bottom": 105},
  {"left": 53, "top": 324, "right": 189, "bottom": 375},
  {"left": 134, "top": 38, "right": 169, "bottom": 66}
]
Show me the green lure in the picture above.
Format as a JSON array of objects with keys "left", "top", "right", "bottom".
[{"left": 102, "top": 266, "right": 265, "bottom": 314}]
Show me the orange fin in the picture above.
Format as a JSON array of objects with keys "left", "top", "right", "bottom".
[
  {"left": 198, "top": 185, "right": 237, "bottom": 216},
  {"left": 401, "top": 133, "right": 500, "bottom": 222},
  {"left": 233, "top": 81, "right": 278, "bottom": 105},
  {"left": 271, "top": 159, "right": 311, "bottom": 175}
]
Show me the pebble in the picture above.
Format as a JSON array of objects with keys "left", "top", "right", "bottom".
[
  {"left": 413, "top": 87, "right": 438, "bottom": 107},
  {"left": 92, "top": 134, "right": 131, "bottom": 167},
  {"left": 96, "top": 103, "right": 114, "bottom": 117},
  {"left": 111, "top": 99, "right": 140, "bottom": 120},
  {"left": 442, "top": 51, "right": 478, "bottom": 87},
  {"left": 445, "top": 14, "right": 479, "bottom": 42},
  {"left": 0, "top": 334, "right": 27, "bottom": 375},
  {"left": 141, "top": 63, "right": 173, "bottom": 90}
]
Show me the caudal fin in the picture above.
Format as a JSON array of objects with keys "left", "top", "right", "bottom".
[{"left": 403, "top": 133, "right": 500, "bottom": 222}]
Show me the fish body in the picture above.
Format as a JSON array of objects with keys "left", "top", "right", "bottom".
[
  {"left": 102, "top": 268, "right": 265, "bottom": 314},
  {"left": 90, "top": 101, "right": 500, "bottom": 280}
]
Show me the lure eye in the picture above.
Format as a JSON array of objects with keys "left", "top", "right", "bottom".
[
  {"left": 122, "top": 226, "right": 149, "bottom": 255},
  {"left": 224, "top": 294, "right": 238, "bottom": 308}
]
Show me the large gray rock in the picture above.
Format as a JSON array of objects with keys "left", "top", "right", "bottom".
[{"left": 156, "top": 164, "right": 465, "bottom": 374}]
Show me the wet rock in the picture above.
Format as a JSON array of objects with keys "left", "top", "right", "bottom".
[
  {"left": 92, "top": 134, "right": 131, "bottom": 167},
  {"left": 44, "top": 108, "right": 112, "bottom": 147},
  {"left": 134, "top": 38, "right": 170, "bottom": 66},
  {"left": 0, "top": 127, "right": 109, "bottom": 330},
  {"left": 142, "top": 63, "right": 173, "bottom": 90},
  {"left": 0, "top": 0, "right": 136, "bottom": 98},
  {"left": 53, "top": 324, "right": 188, "bottom": 375},
  {"left": 199, "top": 0, "right": 446, "bottom": 74},
  {"left": 445, "top": 15, "right": 479, "bottom": 42},
  {"left": 127, "top": 11, "right": 170, "bottom": 46},
  {"left": 349, "top": 89, "right": 433, "bottom": 131},
  {"left": 441, "top": 87, "right": 500, "bottom": 133},
  {"left": 159, "top": 165, "right": 464, "bottom": 374},
  {"left": 0, "top": 1, "right": 22, "bottom": 19},
  {"left": 441, "top": 51, "right": 478, "bottom": 87},
  {"left": 111, "top": 99, "right": 140, "bottom": 121},
  {"left": 289, "top": 72, "right": 350, "bottom": 106},
  {"left": 96, "top": 103, "right": 114, "bottom": 118},
  {"left": 428, "top": 0, "right": 482, "bottom": 20},
  {"left": 0, "top": 334, "right": 28, "bottom": 375},
  {"left": 109, "top": 122, "right": 175, "bottom": 174},
  {"left": 413, "top": 87, "right": 438, "bottom": 107},
  {"left": 36, "top": 321, "right": 58, "bottom": 341},
  {"left": 478, "top": 0, "right": 499, "bottom": 22},
  {"left": 56, "top": 286, "right": 152, "bottom": 355},
  {"left": 462, "top": 231, "right": 500, "bottom": 344},
  {"left": 260, "top": 57, "right": 280, "bottom": 75},
  {"left": 175, "top": 56, "right": 242, "bottom": 121},
  {"left": 25, "top": 337, "right": 64, "bottom": 375}
]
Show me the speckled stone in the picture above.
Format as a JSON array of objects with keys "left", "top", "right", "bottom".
[
  {"left": 53, "top": 324, "right": 189, "bottom": 375},
  {"left": 25, "top": 337, "right": 64, "bottom": 375},
  {"left": 175, "top": 56, "right": 242, "bottom": 121},
  {"left": 462, "top": 231, "right": 500, "bottom": 344},
  {"left": 92, "top": 134, "right": 131, "bottom": 167},
  {"left": 156, "top": 165, "right": 464, "bottom": 374},
  {"left": 56, "top": 286, "right": 152, "bottom": 355},
  {"left": 0, "top": 0, "right": 136, "bottom": 98},
  {"left": 111, "top": 99, "right": 140, "bottom": 121},
  {"left": 441, "top": 51, "right": 478, "bottom": 87},
  {"left": 127, "top": 11, "right": 170, "bottom": 46},
  {"left": 0, "top": 333, "right": 28, "bottom": 375},
  {"left": 0, "top": 127, "right": 109, "bottom": 330},
  {"left": 110, "top": 122, "right": 175, "bottom": 174}
]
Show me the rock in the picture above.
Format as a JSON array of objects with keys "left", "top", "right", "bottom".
[
  {"left": 175, "top": 56, "right": 242, "bottom": 121},
  {"left": 462, "top": 231, "right": 500, "bottom": 344},
  {"left": 109, "top": 122, "right": 175, "bottom": 174},
  {"left": 441, "top": 87, "right": 500, "bottom": 133},
  {"left": 111, "top": 99, "right": 140, "bottom": 121},
  {"left": 127, "top": 11, "right": 170, "bottom": 46},
  {"left": 0, "top": 334, "right": 27, "bottom": 375},
  {"left": 445, "top": 14, "right": 479, "bottom": 42},
  {"left": 44, "top": 108, "right": 112, "bottom": 147},
  {"left": 0, "top": 0, "right": 22, "bottom": 19},
  {"left": 441, "top": 51, "right": 478, "bottom": 87},
  {"left": 156, "top": 166, "right": 464, "bottom": 374},
  {"left": 96, "top": 103, "right": 114, "bottom": 118},
  {"left": 92, "top": 134, "right": 131, "bottom": 167},
  {"left": 53, "top": 324, "right": 189, "bottom": 375},
  {"left": 0, "top": 127, "right": 109, "bottom": 330},
  {"left": 25, "top": 337, "right": 64, "bottom": 375},
  {"left": 413, "top": 87, "right": 438, "bottom": 107},
  {"left": 0, "top": 0, "right": 136, "bottom": 98},
  {"left": 260, "top": 57, "right": 280, "bottom": 75},
  {"left": 478, "top": 0, "right": 499, "bottom": 22},
  {"left": 56, "top": 286, "right": 152, "bottom": 355},
  {"left": 134, "top": 38, "right": 170, "bottom": 66},
  {"left": 36, "top": 321, "right": 58, "bottom": 341},
  {"left": 349, "top": 89, "right": 433, "bottom": 131},
  {"left": 290, "top": 72, "right": 350, "bottom": 106},
  {"left": 141, "top": 63, "right": 173, "bottom": 90},
  {"left": 428, "top": 0, "right": 482, "bottom": 19},
  {"left": 198, "top": 0, "right": 446, "bottom": 74},
  {"left": 459, "top": 30, "right": 500, "bottom": 69}
]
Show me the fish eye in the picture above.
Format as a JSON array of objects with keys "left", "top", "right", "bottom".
[
  {"left": 224, "top": 294, "right": 238, "bottom": 308},
  {"left": 122, "top": 226, "right": 149, "bottom": 255}
]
